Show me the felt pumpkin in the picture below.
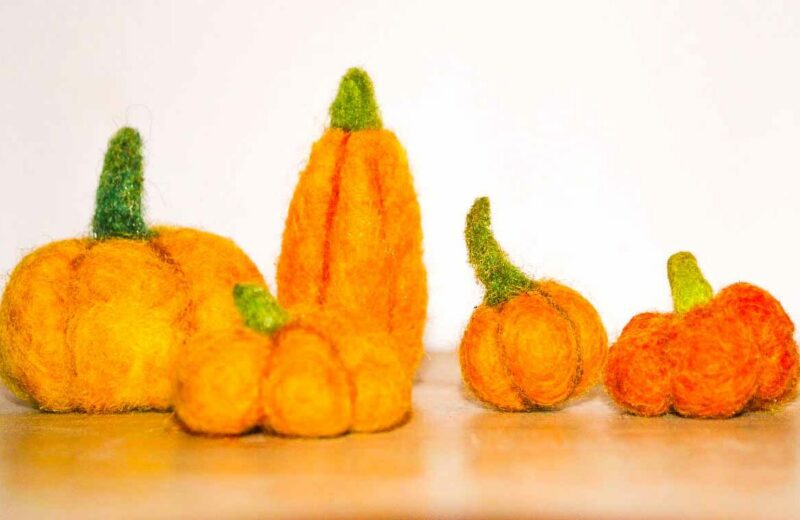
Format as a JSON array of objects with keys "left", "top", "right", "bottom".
[
  {"left": 605, "top": 252, "right": 799, "bottom": 418},
  {"left": 277, "top": 68, "right": 427, "bottom": 378},
  {"left": 0, "top": 127, "right": 264, "bottom": 412},
  {"left": 174, "top": 283, "right": 411, "bottom": 437},
  {"left": 459, "top": 197, "right": 608, "bottom": 410}
]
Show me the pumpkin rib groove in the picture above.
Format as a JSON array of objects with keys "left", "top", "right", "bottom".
[
  {"left": 493, "top": 305, "right": 534, "bottom": 410},
  {"left": 318, "top": 133, "right": 351, "bottom": 306},
  {"left": 277, "top": 70, "right": 426, "bottom": 378},
  {"left": 459, "top": 197, "right": 606, "bottom": 411},
  {"left": 536, "top": 286, "right": 584, "bottom": 399},
  {"left": 369, "top": 146, "right": 394, "bottom": 334}
]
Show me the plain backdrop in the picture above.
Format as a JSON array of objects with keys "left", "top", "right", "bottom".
[{"left": 1, "top": 1, "right": 799, "bottom": 352}]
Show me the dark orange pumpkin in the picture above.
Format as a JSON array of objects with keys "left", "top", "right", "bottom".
[{"left": 605, "top": 252, "right": 799, "bottom": 417}]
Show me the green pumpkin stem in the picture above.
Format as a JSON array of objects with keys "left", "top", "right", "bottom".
[
  {"left": 329, "top": 67, "right": 383, "bottom": 131},
  {"left": 465, "top": 197, "right": 535, "bottom": 307},
  {"left": 92, "top": 127, "right": 152, "bottom": 240},
  {"left": 667, "top": 252, "right": 714, "bottom": 315},
  {"left": 233, "top": 283, "right": 289, "bottom": 335}
]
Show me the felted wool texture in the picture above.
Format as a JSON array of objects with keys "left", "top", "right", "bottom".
[
  {"left": 174, "top": 328, "right": 267, "bottom": 435},
  {"left": 0, "top": 127, "right": 267, "bottom": 412},
  {"left": 458, "top": 197, "right": 608, "bottom": 411},
  {"left": 329, "top": 68, "right": 383, "bottom": 132},
  {"left": 604, "top": 252, "right": 800, "bottom": 418},
  {"left": 277, "top": 68, "right": 427, "bottom": 379},
  {"left": 174, "top": 284, "right": 411, "bottom": 437},
  {"left": 153, "top": 226, "right": 265, "bottom": 336}
]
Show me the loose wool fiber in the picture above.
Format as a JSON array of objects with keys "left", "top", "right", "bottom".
[
  {"left": 459, "top": 197, "right": 608, "bottom": 411},
  {"left": 605, "top": 253, "right": 800, "bottom": 418},
  {"left": 174, "top": 284, "right": 411, "bottom": 437},
  {"left": 277, "top": 68, "right": 427, "bottom": 379},
  {"left": 0, "top": 128, "right": 265, "bottom": 412}
]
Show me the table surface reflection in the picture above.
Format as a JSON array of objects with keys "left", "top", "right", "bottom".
[{"left": 1, "top": 352, "right": 798, "bottom": 519}]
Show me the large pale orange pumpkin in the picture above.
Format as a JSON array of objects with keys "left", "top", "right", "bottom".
[{"left": 0, "top": 127, "right": 264, "bottom": 412}]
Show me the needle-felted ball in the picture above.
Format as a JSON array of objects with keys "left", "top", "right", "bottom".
[
  {"left": 604, "top": 252, "right": 800, "bottom": 418},
  {"left": 277, "top": 67, "right": 427, "bottom": 378},
  {"left": 459, "top": 197, "right": 608, "bottom": 411},
  {"left": 0, "top": 127, "right": 265, "bottom": 412},
  {"left": 174, "top": 283, "right": 411, "bottom": 437}
]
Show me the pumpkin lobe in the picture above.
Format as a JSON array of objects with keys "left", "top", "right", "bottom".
[
  {"left": 668, "top": 305, "right": 759, "bottom": 417},
  {"left": 459, "top": 304, "right": 529, "bottom": 411},
  {"left": 714, "top": 282, "right": 800, "bottom": 406},
  {"left": 604, "top": 312, "right": 675, "bottom": 416},
  {"left": 499, "top": 292, "right": 579, "bottom": 407}
]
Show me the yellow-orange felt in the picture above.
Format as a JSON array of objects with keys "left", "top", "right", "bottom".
[
  {"left": 261, "top": 326, "right": 352, "bottom": 437},
  {"left": 173, "top": 296, "right": 414, "bottom": 438},
  {"left": 175, "top": 328, "right": 268, "bottom": 435},
  {"left": 0, "top": 231, "right": 266, "bottom": 412},
  {"left": 153, "top": 227, "right": 265, "bottom": 336},
  {"left": 0, "top": 128, "right": 268, "bottom": 413}
]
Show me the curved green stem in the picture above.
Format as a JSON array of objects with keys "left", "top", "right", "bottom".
[
  {"left": 233, "top": 283, "right": 289, "bottom": 335},
  {"left": 465, "top": 197, "right": 534, "bottom": 306},
  {"left": 667, "top": 252, "right": 714, "bottom": 315},
  {"left": 92, "top": 127, "right": 152, "bottom": 240},
  {"left": 329, "top": 67, "right": 383, "bottom": 131}
]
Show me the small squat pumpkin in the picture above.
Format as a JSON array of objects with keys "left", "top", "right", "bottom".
[
  {"left": 605, "top": 252, "right": 799, "bottom": 418},
  {"left": 175, "top": 284, "right": 411, "bottom": 437},
  {"left": 277, "top": 68, "right": 427, "bottom": 378},
  {"left": 459, "top": 197, "right": 608, "bottom": 410},
  {"left": 0, "top": 128, "right": 264, "bottom": 412}
]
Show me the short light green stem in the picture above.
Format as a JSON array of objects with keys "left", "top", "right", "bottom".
[
  {"left": 465, "top": 197, "right": 534, "bottom": 306},
  {"left": 329, "top": 67, "right": 383, "bottom": 131},
  {"left": 667, "top": 252, "right": 714, "bottom": 314},
  {"left": 233, "top": 283, "right": 289, "bottom": 335}
]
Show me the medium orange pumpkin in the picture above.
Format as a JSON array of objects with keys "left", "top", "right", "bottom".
[
  {"left": 277, "top": 68, "right": 427, "bottom": 377},
  {"left": 459, "top": 197, "right": 608, "bottom": 410},
  {"left": 175, "top": 284, "right": 411, "bottom": 437}
]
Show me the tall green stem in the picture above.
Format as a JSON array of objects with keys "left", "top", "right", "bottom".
[
  {"left": 329, "top": 68, "right": 383, "bottom": 131},
  {"left": 465, "top": 197, "right": 534, "bottom": 306},
  {"left": 667, "top": 252, "right": 714, "bottom": 314},
  {"left": 233, "top": 284, "right": 289, "bottom": 335},
  {"left": 92, "top": 127, "right": 152, "bottom": 240}
]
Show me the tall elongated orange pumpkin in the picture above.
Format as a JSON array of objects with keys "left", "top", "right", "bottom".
[
  {"left": 277, "top": 68, "right": 427, "bottom": 376},
  {"left": 0, "top": 128, "right": 265, "bottom": 412}
]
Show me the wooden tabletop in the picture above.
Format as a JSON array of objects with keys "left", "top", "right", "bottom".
[{"left": 1, "top": 351, "right": 798, "bottom": 519}]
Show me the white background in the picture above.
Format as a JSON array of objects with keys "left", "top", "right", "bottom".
[{"left": 1, "top": 1, "right": 799, "bottom": 352}]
